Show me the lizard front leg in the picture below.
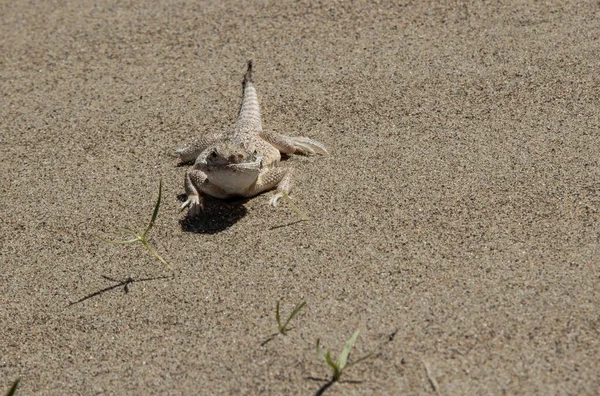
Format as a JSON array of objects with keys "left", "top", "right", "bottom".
[
  {"left": 181, "top": 168, "right": 208, "bottom": 217},
  {"left": 245, "top": 167, "right": 294, "bottom": 207},
  {"left": 260, "top": 131, "right": 328, "bottom": 156},
  {"left": 182, "top": 168, "right": 231, "bottom": 216}
]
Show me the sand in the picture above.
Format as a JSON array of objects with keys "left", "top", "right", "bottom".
[{"left": 1, "top": 0, "right": 599, "bottom": 394}]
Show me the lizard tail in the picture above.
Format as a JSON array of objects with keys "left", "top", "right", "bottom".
[
  {"left": 243, "top": 60, "right": 253, "bottom": 87},
  {"left": 236, "top": 60, "right": 261, "bottom": 130}
]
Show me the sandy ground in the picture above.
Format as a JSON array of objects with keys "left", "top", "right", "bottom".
[{"left": 1, "top": 0, "right": 599, "bottom": 394}]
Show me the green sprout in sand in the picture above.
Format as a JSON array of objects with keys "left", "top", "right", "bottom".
[
  {"left": 316, "top": 330, "right": 372, "bottom": 382},
  {"left": 96, "top": 180, "right": 171, "bottom": 269},
  {"left": 276, "top": 300, "right": 306, "bottom": 335},
  {"left": 262, "top": 300, "right": 307, "bottom": 345}
]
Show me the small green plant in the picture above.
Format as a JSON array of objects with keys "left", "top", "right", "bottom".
[
  {"left": 97, "top": 180, "right": 171, "bottom": 269},
  {"left": 6, "top": 378, "right": 19, "bottom": 396},
  {"left": 276, "top": 300, "right": 306, "bottom": 335},
  {"left": 282, "top": 191, "right": 309, "bottom": 221},
  {"left": 261, "top": 300, "right": 307, "bottom": 345},
  {"left": 316, "top": 330, "right": 372, "bottom": 382}
]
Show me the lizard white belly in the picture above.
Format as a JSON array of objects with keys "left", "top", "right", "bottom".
[{"left": 208, "top": 169, "right": 259, "bottom": 195}]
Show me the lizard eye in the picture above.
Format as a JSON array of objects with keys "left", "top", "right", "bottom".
[{"left": 238, "top": 153, "right": 244, "bottom": 159}]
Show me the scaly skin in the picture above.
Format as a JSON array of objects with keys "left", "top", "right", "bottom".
[{"left": 177, "top": 61, "right": 328, "bottom": 216}]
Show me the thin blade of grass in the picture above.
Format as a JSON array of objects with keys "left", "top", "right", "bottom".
[
  {"left": 324, "top": 351, "right": 338, "bottom": 371},
  {"left": 95, "top": 234, "right": 139, "bottom": 245},
  {"left": 324, "top": 350, "right": 341, "bottom": 380},
  {"left": 143, "top": 241, "right": 172, "bottom": 270},
  {"left": 144, "top": 179, "right": 162, "bottom": 237},
  {"left": 347, "top": 352, "right": 374, "bottom": 367},
  {"left": 276, "top": 301, "right": 282, "bottom": 331},
  {"left": 282, "top": 301, "right": 306, "bottom": 330},
  {"left": 282, "top": 191, "right": 309, "bottom": 221},
  {"left": 423, "top": 360, "right": 442, "bottom": 396},
  {"left": 316, "top": 339, "right": 327, "bottom": 361},
  {"left": 121, "top": 228, "right": 139, "bottom": 237},
  {"left": 6, "top": 378, "right": 20, "bottom": 396},
  {"left": 338, "top": 330, "right": 360, "bottom": 370}
]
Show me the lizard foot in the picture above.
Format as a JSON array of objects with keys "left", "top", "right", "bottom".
[
  {"left": 269, "top": 192, "right": 284, "bottom": 207},
  {"left": 289, "top": 137, "right": 329, "bottom": 155},
  {"left": 181, "top": 194, "right": 203, "bottom": 216}
]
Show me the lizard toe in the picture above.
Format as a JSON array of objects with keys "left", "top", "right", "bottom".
[
  {"left": 182, "top": 195, "right": 203, "bottom": 216},
  {"left": 269, "top": 192, "right": 284, "bottom": 207},
  {"left": 292, "top": 137, "right": 328, "bottom": 155},
  {"left": 180, "top": 200, "right": 190, "bottom": 211}
]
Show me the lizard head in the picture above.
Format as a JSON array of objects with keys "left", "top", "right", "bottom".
[{"left": 200, "top": 142, "right": 264, "bottom": 193}]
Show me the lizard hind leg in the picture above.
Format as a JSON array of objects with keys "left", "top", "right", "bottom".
[
  {"left": 245, "top": 167, "right": 294, "bottom": 207},
  {"left": 260, "top": 131, "right": 328, "bottom": 156}
]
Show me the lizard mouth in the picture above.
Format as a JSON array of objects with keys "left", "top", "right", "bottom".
[
  {"left": 203, "top": 152, "right": 263, "bottom": 172},
  {"left": 222, "top": 159, "right": 262, "bottom": 172}
]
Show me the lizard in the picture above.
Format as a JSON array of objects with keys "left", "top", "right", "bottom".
[{"left": 176, "top": 61, "right": 328, "bottom": 216}]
